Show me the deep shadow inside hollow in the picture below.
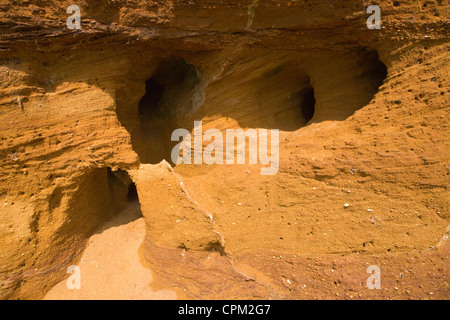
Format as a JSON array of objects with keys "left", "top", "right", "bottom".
[
  {"left": 301, "top": 87, "right": 316, "bottom": 124},
  {"left": 101, "top": 168, "right": 143, "bottom": 230},
  {"left": 133, "top": 58, "right": 319, "bottom": 164},
  {"left": 118, "top": 47, "right": 386, "bottom": 167},
  {"left": 55, "top": 168, "right": 142, "bottom": 244},
  {"left": 136, "top": 59, "right": 199, "bottom": 164},
  {"left": 107, "top": 168, "right": 142, "bottom": 207},
  {"left": 127, "top": 182, "right": 138, "bottom": 201}
]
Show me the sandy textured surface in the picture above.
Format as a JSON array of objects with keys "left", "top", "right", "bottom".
[
  {"left": 0, "top": 0, "right": 448, "bottom": 299},
  {"left": 44, "top": 201, "right": 179, "bottom": 300}
]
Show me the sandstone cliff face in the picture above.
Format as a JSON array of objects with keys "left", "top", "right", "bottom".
[{"left": 0, "top": 0, "right": 449, "bottom": 299}]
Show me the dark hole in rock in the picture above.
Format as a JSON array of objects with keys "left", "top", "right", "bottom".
[
  {"left": 127, "top": 182, "right": 138, "bottom": 201},
  {"left": 300, "top": 86, "right": 316, "bottom": 124},
  {"left": 107, "top": 168, "right": 141, "bottom": 213},
  {"left": 55, "top": 168, "right": 142, "bottom": 242},
  {"left": 135, "top": 59, "right": 200, "bottom": 164}
]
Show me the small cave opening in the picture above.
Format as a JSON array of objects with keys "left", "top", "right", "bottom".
[
  {"left": 215, "top": 47, "right": 387, "bottom": 129},
  {"left": 107, "top": 168, "right": 142, "bottom": 214},
  {"left": 138, "top": 79, "right": 165, "bottom": 123},
  {"left": 300, "top": 87, "right": 316, "bottom": 124},
  {"left": 136, "top": 59, "right": 200, "bottom": 164},
  {"left": 126, "top": 182, "right": 138, "bottom": 201},
  {"left": 55, "top": 168, "right": 142, "bottom": 243},
  {"left": 227, "top": 65, "right": 319, "bottom": 131},
  {"left": 115, "top": 47, "right": 386, "bottom": 168}
]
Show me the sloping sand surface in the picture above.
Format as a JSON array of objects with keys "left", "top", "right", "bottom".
[{"left": 44, "top": 201, "right": 178, "bottom": 300}]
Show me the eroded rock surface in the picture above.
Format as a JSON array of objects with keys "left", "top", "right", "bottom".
[{"left": 0, "top": 0, "right": 449, "bottom": 299}]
